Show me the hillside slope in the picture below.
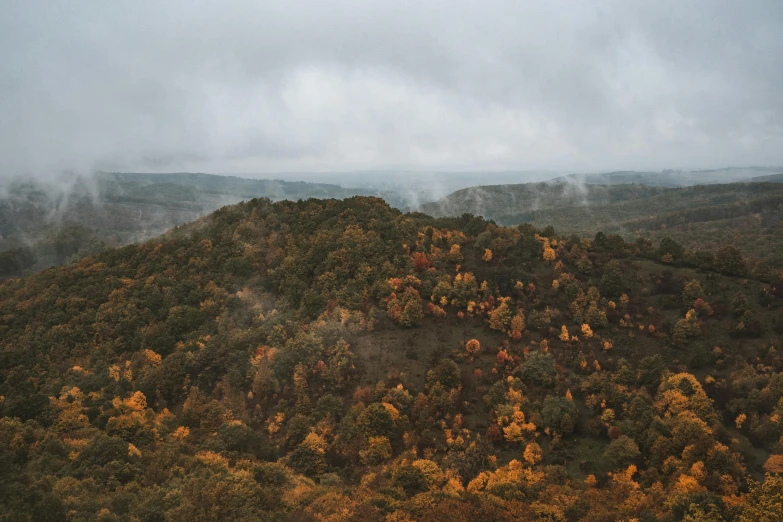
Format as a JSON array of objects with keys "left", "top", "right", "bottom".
[
  {"left": 420, "top": 181, "right": 783, "bottom": 268},
  {"left": 0, "top": 172, "right": 381, "bottom": 276},
  {"left": 418, "top": 181, "right": 668, "bottom": 217},
  {"left": 1, "top": 196, "right": 782, "bottom": 520},
  {"left": 548, "top": 166, "right": 783, "bottom": 187}
]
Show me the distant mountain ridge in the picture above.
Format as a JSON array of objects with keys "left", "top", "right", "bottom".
[
  {"left": 418, "top": 178, "right": 783, "bottom": 267},
  {"left": 417, "top": 181, "right": 669, "bottom": 218},
  {"left": 3, "top": 168, "right": 782, "bottom": 276},
  {"left": 0, "top": 172, "right": 383, "bottom": 276},
  {"left": 746, "top": 172, "right": 783, "bottom": 183},
  {"left": 100, "top": 171, "right": 371, "bottom": 200},
  {"left": 551, "top": 166, "right": 783, "bottom": 187}
]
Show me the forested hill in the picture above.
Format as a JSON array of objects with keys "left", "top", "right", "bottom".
[
  {"left": 419, "top": 181, "right": 783, "bottom": 269},
  {"left": 0, "top": 172, "right": 385, "bottom": 277},
  {"left": 1, "top": 196, "right": 783, "bottom": 521},
  {"left": 549, "top": 167, "right": 783, "bottom": 187},
  {"left": 418, "top": 182, "right": 670, "bottom": 218},
  {"left": 100, "top": 171, "right": 375, "bottom": 201}
]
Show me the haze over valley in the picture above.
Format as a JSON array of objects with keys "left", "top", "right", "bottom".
[{"left": 2, "top": 2, "right": 783, "bottom": 521}]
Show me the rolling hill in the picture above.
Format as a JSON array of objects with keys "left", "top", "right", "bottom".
[
  {"left": 419, "top": 181, "right": 783, "bottom": 269},
  {"left": 550, "top": 167, "right": 783, "bottom": 187},
  {"left": 0, "top": 172, "right": 384, "bottom": 276},
  {"left": 4, "top": 169, "right": 783, "bottom": 278},
  {"left": 0, "top": 195, "right": 782, "bottom": 520}
]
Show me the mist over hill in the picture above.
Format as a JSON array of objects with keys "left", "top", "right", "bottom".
[
  {"left": 1, "top": 194, "right": 782, "bottom": 520},
  {"left": 0, "top": 172, "right": 384, "bottom": 276},
  {"left": 4, "top": 1, "right": 783, "bottom": 518},
  {"left": 552, "top": 167, "right": 783, "bottom": 187},
  {"left": 2, "top": 167, "right": 782, "bottom": 277},
  {"left": 419, "top": 177, "right": 783, "bottom": 269}
]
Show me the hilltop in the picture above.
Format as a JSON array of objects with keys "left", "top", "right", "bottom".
[
  {"left": 1, "top": 196, "right": 782, "bottom": 520},
  {"left": 0, "top": 172, "right": 384, "bottom": 276}
]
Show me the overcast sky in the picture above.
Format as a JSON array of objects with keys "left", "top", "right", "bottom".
[{"left": 1, "top": 0, "right": 782, "bottom": 177}]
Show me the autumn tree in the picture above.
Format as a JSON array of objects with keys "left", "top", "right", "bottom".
[
  {"left": 559, "top": 325, "right": 570, "bottom": 342},
  {"left": 543, "top": 241, "right": 556, "bottom": 262},
  {"left": 523, "top": 442, "right": 543, "bottom": 466},
  {"left": 737, "top": 474, "right": 783, "bottom": 521},
  {"left": 412, "top": 252, "right": 431, "bottom": 272},
  {"left": 682, "top": 279, "right": 704, "bottom": 304},
  {"left": 673, "top": 308, "right": 704, "bottom": 345},
  {"left": 287, "top": 432, "right": 328, "bottom": 476},
  {"left": 358, "top": 403, "right": 397, "bottom": 440},
  {"left": 360, "top": 436, "right": 393, "bottom": 465},
  {"left": 465, "top": 339, "right": 481, "bottom": 359},
  {"left": 509, "top": 313, "right": 525, "bottom": 340},
  {"left": 387, "top": 286, "right": 424, "bottom": 327},
  {"left": 581, "top": 323, "right": 594, "bottom": 339},
  {"left": 763, "top": 455, "right": 783, "bottom": 474},
  {"left": 488, "top": 298, "right": 513, "bottom": 333},
  {"left": 448, "top": 243, "right": 463, "bottom": 263}
]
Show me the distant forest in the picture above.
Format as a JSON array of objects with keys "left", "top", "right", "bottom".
[
  {"left": 2, "top": 172, "right": 783, "bottom": 279},
  {"left": 421, "top": 181, "right": 783, "bottom": 270},
  {"left": 0, "top": 173, "right": 390, "bottom": 276}
]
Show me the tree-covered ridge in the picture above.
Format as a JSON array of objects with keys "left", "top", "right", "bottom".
[
  {"left": 1, "top": 196, "right": 782, "bottom": 521},
  {"left": 0, "top": 172, "right": 390, "bottom": 277},
  {"left": 419, "top": 181, "right": 671, "bottom": 218},
  {"left": 420, "top": 182, "right": 783, "bottom": 269}
]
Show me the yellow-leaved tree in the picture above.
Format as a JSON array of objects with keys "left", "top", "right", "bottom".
[
  {"left": 465, "top": 339, "right": 481, "bottom": 359},
  {"left": 523, "top": 442, "right": 543, "bottom": 466}
]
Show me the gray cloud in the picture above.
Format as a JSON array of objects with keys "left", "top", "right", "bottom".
[{"left": 1, "top": 0, "right": 782, "bottom": 178}]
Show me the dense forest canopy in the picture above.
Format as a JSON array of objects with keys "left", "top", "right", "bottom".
[{"left": 1, "top": 196, "right": 782, "bottom": 521}]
